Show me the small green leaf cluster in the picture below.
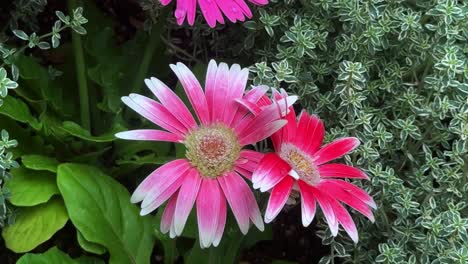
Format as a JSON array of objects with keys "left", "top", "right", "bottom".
[
  {"left": 0, "top": 130, "right": 18, "bottom": 228},
  {"left": 247, "top": 0, "right": 467, "bottom": 263}
]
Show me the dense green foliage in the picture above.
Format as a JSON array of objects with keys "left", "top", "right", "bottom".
[
  {"left": 0, "top": 0, "right": 466, "bottom": 263},
  {"left": 246, "top": 0, "right": 467, "bottom": 263}
]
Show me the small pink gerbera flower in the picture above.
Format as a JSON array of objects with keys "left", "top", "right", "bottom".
[
  {"left": 116, "top": 60, "right": 296, "bottom": 248},
  {"left": 162, "top": 0, "right": 268, "bottom": 27},
  {"left": 252, "top": 108, "right": 376, "bottom": 243}
]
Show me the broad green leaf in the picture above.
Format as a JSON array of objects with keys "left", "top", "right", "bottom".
[
  {"left": 16, "top": 247, "right": 76, "bottom": 264},
  {"left": 5, "top": 168, "right": 59, "bottom": 206},
  {"left": 116, "top": 154, "right": 174, "bottom": 165},
  {"left": 0, "top": 96, "right": 41, "bottom": 130},
  {"left": 77, "top": 230, "right": 107, "bottom": 255},
  {"left": 2, "top": 198, "right": 68, "bottom": 253},
  {"left": 57, "top": 163, "right": 155, "bottom": 264},
  {"left": 60, "top": 121, "right": 120, "bottom": 142},
  {"left": 22, "top": 154, "right": 59, "bottom": 173}
]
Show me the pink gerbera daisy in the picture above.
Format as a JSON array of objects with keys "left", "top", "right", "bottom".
[
  {"left": 162, "top": 0, "right": 268, "bottom": 27},
  {"left": 116, "top": 60, "right": 296, "bottom": 248},
  {"left": 252, "top": 107, "right": 376, "bottom": 243}
]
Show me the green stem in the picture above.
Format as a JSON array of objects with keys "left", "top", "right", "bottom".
[
  {"left": 69, "top": 0, "right": 90, "bottom": 130},
  {"left": 131, "top": 10, "right": 169, "bottom": 94}
]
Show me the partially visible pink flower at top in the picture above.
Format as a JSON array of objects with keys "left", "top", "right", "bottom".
[
  {"left": 161, "top": 0, "right": 268, "bottom": 27},
  {"left": 116, "top": 60, "right": 297, "bottom": 248},
  {"left": 252, "top": 106, "right": 376, "bottom": 243}
]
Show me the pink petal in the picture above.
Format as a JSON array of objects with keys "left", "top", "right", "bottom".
[
  {"left": 233, "top": 0, "right": 253, "bottom": 18},
  {"left": 161, "top": 193, "right": 178, "bottom": 234},
  {"left": 240, "top": 150, "right": 264, "bottom": 163},
  {"left": 242, "top": 178, "right": 265, "bottom": 232},
  {"left": 215, "top": 0, "right": 245, "bottom": 22},
  {"left": 323, "top": 179, "right": 376, "bottom": 209},
  {"left": 230, "top": 85, "right": 269, "bottom": 126},
  {"left": 248, "top": 0, "right": 268, "bottom": 5},
  {"left": 319, "top": 180, "right": 375, "bottom": 222},
  {"left": 213, "top": 194, "right": 227, "bottom": 246},
  {"left": 236, "top": 98, "right": 262, "bottom": 115},
  {"left": 140, "top": 175, "right": 185, "bottom": 216},
  {"left": 225, "top": 66, "right": 254, "bottom": 125},
  {"left": 265, "top": 176, "right": 294, "bottom": 223},
  {"left": 145, "top": 78, "right": 197, "bottom": 130},
  {"left": 318, "top": 163, "right": 369, "bottom": 180},
  {"left": 328, "top": 198, "right": 359, "bottom": 243},
  {"left": 131, "top": 159, "right": 190, "bottom": 203},
  {"left": 198, "top": 0, "right": 222, "bottom": 27},
  {"left": 204, "top": 60, "right": 218, "bottom": 123},
  {"left": 122, "top": 95, "right": 187, "bottom": 136},
  {"left": 197, "top": 179, "right": 221, "bottom": 248},
  {"left": 313, "top": 137, "right": 360, "bottom": 165},
  {"left": 115, "top": 129, "right": 183, "bottom": 143},
  {"left": 170, "top": 63, "right": 210, "bottom": 125},
  {"left": 218, "top": 172, "right": 250, "bottom": 234},
  {"left": 234, "top": 166, "right": 253, "bottom": 180},
  {"left": 173, "top": 169, "right": 202, "bottom": 236},
  {"left": 298, "top": 112, "right": 324, "bottom": 155},
  {"left": 239, "top": 120, "right": 287, "bottom": 146},
  {"left": 298, "top": 181, "right": 317, "bottom": 227},
  {"left": 160, "top": 0, "right": 172, "bottom": 5},
  {"left": 283, "top": 107, "right": 297, "bottom": 143},
  {"left": 309, "top": 186, "right": 339, "bottom": 236},
  {"left": 252, "top": 153, "right": 289, "bottom": 187},
  {"left": 211, "top": 63, "right": 230, "bottom": 123},
  {"left": 235, "top": 150, "right": 263, "bottom": 173}
]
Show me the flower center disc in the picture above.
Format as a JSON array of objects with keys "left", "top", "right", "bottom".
[
  {"left": 185, "top": 125, "right": 241, "bottom": 178},
  {"left": 279, "top": 143, "right": 320, "bottom": 186}
]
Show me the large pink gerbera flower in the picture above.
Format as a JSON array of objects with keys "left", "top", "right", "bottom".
[
  {"left": 116, "top": 60, "right": 296, "bottom": 248},
  {"left": 252, "top": 108, "right": 376, "bottom": 243},
  {"left": 162, "top": 0, "right": 268, "bottom": 27}
]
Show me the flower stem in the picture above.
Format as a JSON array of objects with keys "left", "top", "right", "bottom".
[
  {"left": 131, "top": 10, "right": 169, "bottom": 94},
  {"left": 69, "top": 0, "right": 90, "bottom": 130}
]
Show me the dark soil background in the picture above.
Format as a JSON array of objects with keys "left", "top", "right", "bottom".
[{"left": 0, "top": 1, "right": 330, "bottom": 263}]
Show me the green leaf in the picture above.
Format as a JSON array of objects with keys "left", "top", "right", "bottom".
[
  {"left": 2, "top": 198, "right": 68, "bottom": 253},
  {"left": 60, "top": 121, "right": 120, "bottom": 142},
  {"left": 0, "top": 96, "right": 41, "bottom": 130},
  {"left": 77, "top": 230, "right": 107, "bottom": 255},
  {"left": 57, "top": 163, "right": 155, "bottom": 264},
  {"left": 17, "top": 247, "right": 76, "bottom": 264},
  {"left": 22, "top": 154, "right": 59, "bottom": 173},
  {"left": 5, "top": 168, "right": 59, "bottom": 206}
]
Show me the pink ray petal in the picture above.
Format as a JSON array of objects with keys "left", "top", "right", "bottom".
[
  {"left": 239, "top": 119, "right": 287, "bottom": 146},
  {"left": 329, "top": 198, "right": 359, "bottom": 243},
  {"left": 140, "top": 175, "right": 185, "bottom": 216},
  {"left": 318, "top": 163, "right": 369, "bottom": 180},
  {"left": 248, "top": 0, "right": 268, "bottom": 5},
  {"left": 300, "top": 114, "right": 325, "bottom": 155},
  {"left": 197, "top": 179, "right": 222, "bottom": 248},
  {"left": 161, "top": 192, "right": 178, "bottom": 234},
  {"left": 115, "top": 129, "right": 183, "bottom": 143},
  {"left": 235, "top": 98, "right": 262, "bottom": 115},
  {"left": 297, "top": 181, "right": 317, "bottom": 227},
  {"left": 211, "top": 62, "right": 230, "bottom": 123},
  {"left": 160, "top": 0, "right": 172, "bottom": 6},
  {"left": 240, "top": 150, "right": 264, "bottom": 163},
  {"left": 233, "top": 0, "right": 253, "bottom": 18},
  {"left": 230, "top": 85, "right": 269, "bottom": 125},
  {"left": 170, "top": 63, "right": 210, "bottom": 125},
  {"left": 213, "top": 195, "right": 227, "bottom": 247},
  {"left": 223, "top": 65, "right": 248, "bottom": 127},
  {"left": 173, "top": 169, "right": 202, "bottom": 236},
  {"left": 252, "top": 153, "right": 289, "bottom": 187},
  {"left": 279, "top": 107, "right": 296, "bottom": 145},
  {"left": 218, "top": 172, "right": 250, "bottom": 234},
  {"left": 309, "top": 186, "right": 339, "bottom": 236},
  {"left": 215, "top": 0, "right": 245, "bottom": 22},
  {"left": 232, "top": 172, "right": 264, "bottom": 231},
  {"left": 145, "top": 77, "right": 197, "bottom": 130},
  {"left": 313, "top": 137, "right": 360, "bottom": 165},
  {"left": 234, "top": 166, "right": 253, "bottom": 180},
  {"left": 318, "top": 181, "right": 375, "bottom": 222},
  {"left": 204, "top": 60, "right": 218, "bottom": 123},
  {"left": 131, "top": 159, "right": 190, "bottom": 203},
  {"left": 265, "top": 176, "right": 294, "bottom": 223},
  {"left": 198, "top": 0, "right": 222, "bottom": 27},
  {"left": 256, "top": 159, "right": 290, "bottom": 192},
  {"left": 122, "top": 95, "right": 187, "bottom": 136},
  {"left": 323, "top": 179, "right": 376, "bottom": 209}
]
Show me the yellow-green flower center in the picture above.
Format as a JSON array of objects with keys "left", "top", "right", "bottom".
[
  {"left": 279, "top": 143, "right": 320, "bottom": 186},
  {"left": 184, "top": 124, "right": 241, "bottom": 178}
]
